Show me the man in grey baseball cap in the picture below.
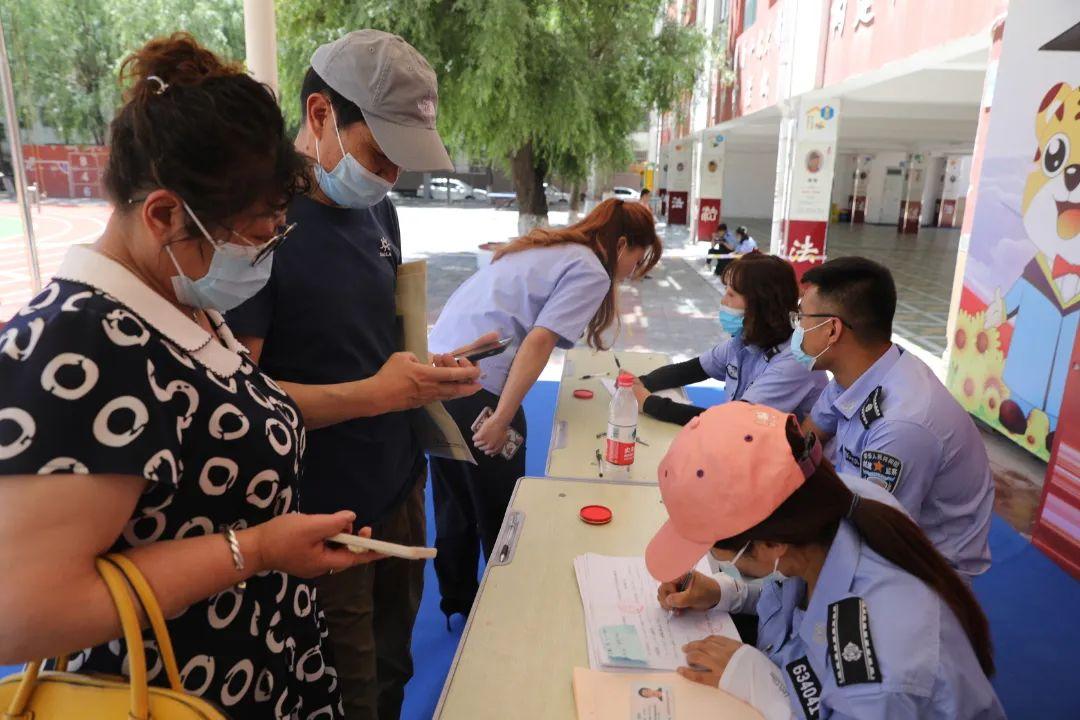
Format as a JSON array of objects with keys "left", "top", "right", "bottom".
[{"left": 228, "top": 30, "right": 493, "bottom": 720}]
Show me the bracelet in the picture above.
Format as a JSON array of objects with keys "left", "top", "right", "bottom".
[{"left": 222, "top": 527, "right": 247, "bottom": 591}]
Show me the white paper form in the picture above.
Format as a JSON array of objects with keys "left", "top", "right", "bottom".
[{"left": 573, "top": 554, "right": 739, "bottom": 672}]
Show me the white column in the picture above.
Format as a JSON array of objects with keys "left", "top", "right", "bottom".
[{"left": 243, "top": 0, "right": 279, "bottom": 95}]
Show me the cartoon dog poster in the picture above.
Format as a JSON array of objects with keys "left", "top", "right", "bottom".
[{"left": 947, "top": 9, "right": 1080, "bottom": 460}]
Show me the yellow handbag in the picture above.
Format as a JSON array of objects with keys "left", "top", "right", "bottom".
[{"left": 0, "top": 553, "right": 228, "bottom": 719}]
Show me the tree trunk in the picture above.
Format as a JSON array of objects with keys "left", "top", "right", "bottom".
[
  {"left": 568, "top": 180, "right": 583, "bottom": 223},
  {"left": 510, "top": 141, "right": 549, "bottom": 235}
]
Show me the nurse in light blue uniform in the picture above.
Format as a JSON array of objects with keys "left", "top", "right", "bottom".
[
  {"left": 793, "top": 257, "right": 993, "bottom": 579},
  {"left": 426, "top": 198, "right": 662, "bottom": 616},
  {"left": 648, "top": 403, "right": 1004, "bottom": 720},
  {"left": 635, "top": 253, "right": 827, "bottom": 426}
]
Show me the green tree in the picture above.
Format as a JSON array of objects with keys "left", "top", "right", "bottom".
[
  {"left": 277, "top": 0, "right": 705, "bottom": 229},
  {"left": 0, "top": 0, "right": 245, "bottom": 145}
]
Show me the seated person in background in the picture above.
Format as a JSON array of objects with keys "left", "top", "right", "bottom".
[
  {"left": 795, "top": 256, "right": 993, "bottom": 580},
  {"left": 633, "top": 254, "right": 827, "bottom": 425},
  {"left": 706, "top": 222, "right": 735, "bottom": 267},
  {"left": 650, "top": 403, "right": 1004, "bottom": 720},
  {"left": 714, "top": 226, "right": 757, "bottom": 276}
]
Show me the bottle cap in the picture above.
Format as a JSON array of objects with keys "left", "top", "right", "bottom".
[{"left": 616, "top": 372, "right": 635, "bottom": 388}]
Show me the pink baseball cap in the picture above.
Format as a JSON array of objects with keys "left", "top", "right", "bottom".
[{"left": 645, "top": 403, "right": 814, "bottom": 583}]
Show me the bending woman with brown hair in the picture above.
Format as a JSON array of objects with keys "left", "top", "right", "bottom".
[
  {"left": 427, "top": 198, "right": 661, "bottom": 618},
  {"left": 648, "top": 402, "right": 1003, "bottom": 719}
]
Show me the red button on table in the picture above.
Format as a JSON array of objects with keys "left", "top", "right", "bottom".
[{"left": 573, "top": 389, "right": 594, "bottom": 399}]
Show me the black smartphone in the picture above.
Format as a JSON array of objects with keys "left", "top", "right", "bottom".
[{"left": 459, "top": 337, "right": 513, "bottom": 364}]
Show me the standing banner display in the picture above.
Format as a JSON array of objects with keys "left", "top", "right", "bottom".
[
  {"left": 783, "top": 100, "right": 840, "bottom": 277},
  {"left": 943, "top": 4, "right": 1080, "bottom": 576},
  {"left": 696, "top": 132, "right": 726, "bottom": 242},
  {"left": 666, "top": 140, "right": 693, "bottom": 226}
]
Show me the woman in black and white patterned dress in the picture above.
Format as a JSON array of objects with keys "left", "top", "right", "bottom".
[{"left": 0, "top": 35, "right": 381, "bottom": 719}]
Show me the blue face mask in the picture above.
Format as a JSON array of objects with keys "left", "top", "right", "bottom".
[
  {"left": 167, "top": 202, "right": 273, "bottom": 312},
  {"left": 314, "top": 106, "right": 394, "bottom": 209},
  {"left": 790, "top": 319, "right": 832, "bottom": 370},
  {"left": 718, "top": 306, "right": 744, "bottom": 336},
  {"left": 717, "top": 540, "right": 785, "bottom": 586}
]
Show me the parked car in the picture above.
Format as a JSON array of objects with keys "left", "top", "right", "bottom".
[
  {"left": 544, "top": 183, "right": 570, "bottom": 204},
  {"left": 610, "top": 186, "right": 641, "bottom": 201},
  {"left": 416, "top": 177, "right": 488, "bottom": 201}
]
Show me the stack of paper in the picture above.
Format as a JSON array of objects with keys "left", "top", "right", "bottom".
[{"left": 572, "top": 554, "right": 739, "bottom": 672}]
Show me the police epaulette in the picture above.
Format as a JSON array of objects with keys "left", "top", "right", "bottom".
[
  {"left": 827, "top": 596, "right": 882, "bottom": 686},
  {"left": 858, "top": 386, "right": 884, "bottom": 428}
]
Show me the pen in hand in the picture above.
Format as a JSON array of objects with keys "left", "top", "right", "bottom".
[{"left": 669, "top": 571, "right": 693, "bottom": 618}]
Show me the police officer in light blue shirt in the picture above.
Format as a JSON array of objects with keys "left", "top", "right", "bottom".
[
  {"left": 635, "top": 254, "right": 827, "bottom": 425},
  {"left": 427, "top": 198, "right": 662, "bottom": 617},
  {"left": 649, "top": 403, "right": 1003, "bottom": 720},
  {"left": 790, "top": 257, "right": 993, "bottom": 579}
]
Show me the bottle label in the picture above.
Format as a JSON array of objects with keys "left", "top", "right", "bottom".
[{"left": 605, "top": 423, "right": 636, "bottom": 465}]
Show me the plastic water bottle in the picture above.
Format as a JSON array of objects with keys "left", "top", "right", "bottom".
[{"left": 605, "top": 372, "right": 638, "bottom": 479}]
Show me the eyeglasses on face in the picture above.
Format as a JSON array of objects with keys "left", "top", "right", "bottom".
[{"left": 788, "top": 310, "right": 854, "bottom": 330}]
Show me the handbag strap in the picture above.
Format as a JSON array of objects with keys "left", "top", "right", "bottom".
[
  {"left": 96, "top": 557, "right": 152, "bottom": 720},
  {"left": 102, "top": 554, "right": 183, "bottom": 691},
  {"left": 3, "top": 561, "right": 151, "bottom": 720}
]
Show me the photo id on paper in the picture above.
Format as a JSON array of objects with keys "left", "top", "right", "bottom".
[{"left": 631, "top": 683, "right": 674, "bottom": 720}]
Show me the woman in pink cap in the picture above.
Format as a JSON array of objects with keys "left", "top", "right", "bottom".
[{"left": 646, "top": 402, "right": 1003, "bottom": 719}]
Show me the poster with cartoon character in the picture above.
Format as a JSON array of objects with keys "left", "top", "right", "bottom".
[{"left": 948, "top": 7, "right": 1080, "bottom": 461}]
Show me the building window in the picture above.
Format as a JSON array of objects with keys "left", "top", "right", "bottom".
[
  {"left": 743, "top": 0, "right": 757, "bottom": 31},
  {"left": 720, "top": 0, "right": 730, "bottom": 22}
]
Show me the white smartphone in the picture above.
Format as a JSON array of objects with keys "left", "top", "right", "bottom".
[{"left": 327, "top": 533, "right": 437, "bottom": 561}]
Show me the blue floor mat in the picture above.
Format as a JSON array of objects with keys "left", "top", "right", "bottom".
[{"left": 5, "top": 382, "right": 1078, "bottom": 719}]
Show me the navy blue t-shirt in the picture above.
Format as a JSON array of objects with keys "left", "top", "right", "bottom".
[{"left": 227, "top": 194, "right": 421, "bottom": 525}]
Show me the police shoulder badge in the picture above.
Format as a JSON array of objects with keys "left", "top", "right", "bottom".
[
  {"left": 827, "top": 597, "right": 882, "bottom": 687},
  {"left": 858, "top": 386, "right": 884, "bottom": 428},
  {"left": 860, "top": 450, "right": 903, "bottom": 493},
  {"left": 726, "top": 363, "right": 739, "bottom": 380}
]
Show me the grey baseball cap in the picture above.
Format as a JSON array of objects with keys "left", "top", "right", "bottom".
[{"left": 311, "top": 30, "right": 453, "bottom": 171}]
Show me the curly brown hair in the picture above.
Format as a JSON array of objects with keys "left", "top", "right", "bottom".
[{"left": 105, "top": 33, "right": 309, "bottom": 233}]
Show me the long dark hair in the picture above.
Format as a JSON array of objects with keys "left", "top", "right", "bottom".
[
  {"left": 492, "top": 199, "right": 662, "bottom": 348},
  {"left": 721, "top": 253, "right": 797, "bottom": 349},
  {"left": 714, "top": 419, "right": 994, "bottom": 677}
]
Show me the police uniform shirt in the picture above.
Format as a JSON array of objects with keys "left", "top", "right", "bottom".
[
  {"left": 720, "top": 521, "right": 1004, "bottom": 719},
  {"left": 428, "top": 242, "right": 611, "bottom": 395},
  {"left": 226, "top": 195, "right": 420, "bottom": 527},
  {"left": 735, "top": 237, "right": 758, "bottom": 254},
  {"left": 699, "top": 337, "right": 828, "bottom": 421},
  {"left": 809, "top": 344, "right": 993, "bottom": 578}
]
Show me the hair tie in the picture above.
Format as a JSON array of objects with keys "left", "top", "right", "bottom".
[
  {"left": 146, "top": 75, "right": 169, "bottom": 95},
  {"left": 796, "top": 431, "right": 822, "bottom": 479},
  {"left": 846, "top": 494, "right": 861, "bottom": 519}
]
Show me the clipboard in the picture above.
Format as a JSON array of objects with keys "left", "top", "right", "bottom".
[{"left": 395, "top": 260, "right": 478, "bottom": 465}]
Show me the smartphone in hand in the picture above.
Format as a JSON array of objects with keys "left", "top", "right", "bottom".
[{"left": 457, "top": 337, "right": 512, "bottom": 364}]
